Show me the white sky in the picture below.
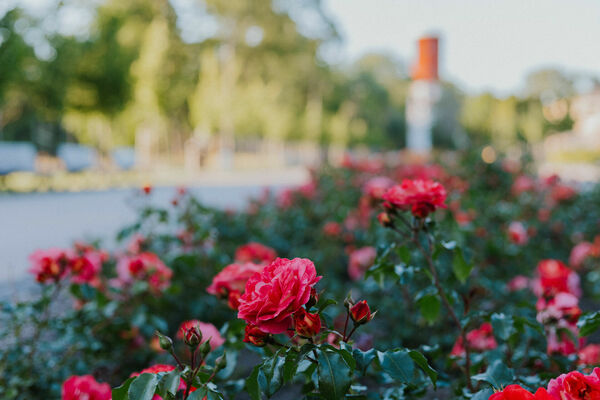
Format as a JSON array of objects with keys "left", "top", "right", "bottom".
[{"left": 323, "top": 0, "right": 600, "bottom": 96}]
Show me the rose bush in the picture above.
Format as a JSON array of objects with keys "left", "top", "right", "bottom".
[{"left": 2, "top": 147, "right": 600, "bottom": 399}]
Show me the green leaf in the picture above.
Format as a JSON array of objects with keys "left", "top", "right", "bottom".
[
  {"left": 158, "top": 369, "right": 181, "bottom": 397},
  {"left": 377, "top": 350, "right": 414, "bottom": 383},
  {"left": 317, "top": 298, "right": 338, "bottom": 313},
  {"left": 259, "top": 355, "right": 285, "bottom": 397},
  {"left": 128, "top": 373, "right": 159, "bottom": 400},
  {"left": 317, "top": 348, "right": 352, "bottom": 400},
  {"left": 416, "top": 293, "right": 441, "bottom": 323},
  {"left": 408, "top": 350, "right": 437, "bottom": 387},
  {"left": 245, "top": 365, "right": 262, "bottom": 400},
  {"left": 112, "top": 377, "right": 135, "bottom": 400},
  {"left": 452, "top": 247, "right": 473, "bottom": 283},
  {"left": 491, "top": 313, "right": 516, "bottom": 341},
  {"left": 353, "top": 348, "right": 376, "bottom": 375},
  {"left": 471, "top": 360, "right": 515, "bottom": 389},
  {"left": 578, "top": 312, "right": 600, "bottom": 337},
  {"left": 472, "top": 388, "right": 494, "bottom": 400},
  {"left": 283, "top": 350, "right": 299, "bottom": 383}
]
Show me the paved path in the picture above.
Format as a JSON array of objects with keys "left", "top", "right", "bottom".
[{"left": 0, "top": 168, "right": 308, "bottom": 293}]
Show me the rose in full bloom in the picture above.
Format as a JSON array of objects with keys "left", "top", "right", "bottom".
[
  {"left": 177, "top": 320, "right": 225, "bottom": 350},
  {"left": 508, "top": 221, "right": 528, "bottom": 245},
  {"left": 547, "top": 369, "right": 600, "bottom": 400},
  {"left": 234, "top": 242, "right": 277, "bottom": 264},
  {"left": 207, "top": 262, "right": 265, "bottom": 300},
  {"left": 489, "top": 384, "right": 554, "bottom": 400},
  {"left": 69, "top": 254, "right": 103, "bottom": 287},
  {"left": 569, "top": 242, "right": 594, "bottom": 269},
  {"left": 244, "top": 324, "right": 270, "bottom": 347},
  {"left": 363, "top": 176, "right": 394, "bottom": 200},
  {"left": 451, "top": 322, "right": 497, "bottom": 357},
  {"left": 536, "top": 292, "right": 581, "bottom": 325},
  {"left": 532, "top": 259, "right": 581, "bottom": 298},
  {"left": 579, "top": 344, "right": 600, "bottom": 367},
  {"left": 347, "top": 246, "right": 377, "bottom": 281},
  {"left": 116, "top": 252, "right": 172, "bottom": 292},
  {"left": 62, "top": 375, "right": 111, "bottom": 400},
  {"left": 29, "top": 248, "right": 71, "bottom": 284},
  {"left": 293, "top": 308, "right": 321, "bottom": 338},
  {"left": 237, "top": 258, "right": 321, "bottom": 334},
  {"left": 382, "top": 179, "right": 447, "bottom": 218}
]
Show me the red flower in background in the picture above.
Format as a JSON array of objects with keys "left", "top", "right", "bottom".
[
  {"left": 115, "top": 252, "right": 172, "bottom": 293},
  {"left": 347, "top": 246, "right": 377, "bottom": 281},
  {"left": 579, "top": 344, "right": 600, "bottom": 367},
  {"left": 533, "top": 259, "right": 580, "bottom": 298},
  {"left": 237, "top": 258, "right": 321, "bottom": 334},
  {"left": 451, "top": 322, "right": 497, "bottom": 357},
  {"left": 363, "top": 176, "right": 394, "bottom": 200},
  {"left": 508, "top": 221, "right": 528, "bottom": 245},
  {"left": 177, "top": 320, "right": 225, "bottom": 350},
  {"left": 322, "top": 221, "right": 342, "bottom": 237},
  {"left": 207, "top": 262, "right": 265, "bottom": 299},
  {"left": 29, "top": 248, "right": 71, "bottom": 284},
  {"left": 569, "top": 242, "right": 594, "bottom": 269},
  {"left": 234, "top": 242, "right": 277, "bottom": 264},
  {"left": 511, "top": 175, "right": 536, "bottom": 196},
  {"left": 62, "top": 375, "right": 111, "bottom": 400},
  {"left": 382, "top": 179, "right": 447, "bottom": 218}
]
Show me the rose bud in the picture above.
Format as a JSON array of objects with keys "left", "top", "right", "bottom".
[
  {"left": 198, "top": 340, "right": 212, "bottom": 357},
  {"left": 377, "top": 212, "right": 393, "bottom": 228},
  {"left": 215, "top": 353, "right": 227, "bottom": 371},
  {"left": 344, "top": 292, "right": 354, "bottom": 310},
  {"left": 142, "top": 185, "right": 152, "bottom": 195},
  {"left": 305, "top": 288, "right": 319, "bottom": 309},
  {"left": 155, "top": 331, "right": 173, "bottom": 351},
  {"left": 243, "top": 324, "right": 270, "bottom": 347},
  {"left": 350, "top": 300, "right": 376, "bottom": 325},
  {"left": 183, "top": 323, "right": 202, "bottom": 348},
  {"left": 293, "top": 308, "right": 321, "bottom": 338}
]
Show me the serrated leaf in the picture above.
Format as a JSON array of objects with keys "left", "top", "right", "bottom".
[
  {"left": 408, "top": 350, "right": 437, "bottom": 387},
  {"left": 317, "top": 348, "right": 352, "bottom": 400},
  {"left": 128, "top": 373, "right": 159, "bottom": 400},
  {"left": 452, "top": 248, "right": 473, "bottom": 283},
  {"left": 259, "top": 355, "right": 285, "bottom": 397},
  {"left": 377, "top": 350, "right": 414, "bottom": 383},
  {"left": 158, "top": 369, "right": 181, "bottom": 397}
]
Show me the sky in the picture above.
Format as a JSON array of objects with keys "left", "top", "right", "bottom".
[{"left": 323, "top": 0, "right": 600, "bottom": 96}]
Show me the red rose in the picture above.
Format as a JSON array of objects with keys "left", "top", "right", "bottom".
[
  {"left": 349, "top": 300, "right": 375, "bottom": 325},
  {"left": 237, "top": 258, "right": 321, "bottom": 334},
  {"left": 382, "top": 179, "right": 447, "bottom": 218},
  {"left": 323, "top": 221, "right": 342, "bottom": 237},
  {"left": 489, "top": 385, "right": 554, "bottom": 400},
  {"left": 234, "top": 242, "right": 277, "bottom": 264},
  {"left": 243, "top": 324, "right": 270, "bottom": 347},
  {"left": 294, "top": 308, "right": 321, "bottom": 338},
  {"left": 348, "top": 247, "right": 377, "bottom": 281},
  {"left": 451, "top": 322, "right": 497, "bottom": 357},
  {"left": 207, "top": 262, "right": 265, "bottom": 297},
  {"left": 579, "top": 345, "right": 600, "bottom": 366},
  {"left": 363, "top": 176, "right": 394, "bottom": 200},
  {"left": 62, "top": 375, "right": 111, "bottom": 400},
  {"left": 116, "top": 252, "right": 172, "bottom": 292},
  {"left": 29, "top": 248, "right": 71, "bottom": 284},
  {"left": 177, "top": 320, "right": 225, "bottom": 350},
  {"left": 533, "top": 259, "right": 580, "bottom": 298}
]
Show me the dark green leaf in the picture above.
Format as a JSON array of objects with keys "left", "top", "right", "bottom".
[
  {"left": 471, "top": 360, "right": 515, "bottom": 389},
  {"left": 578, "top": 312, "right": 600, "bottom": 337},
  {"left": 491, "top": 313, "right": 516, "bottom": 341},
  {"left": 408, "top": 350, "right": 437, "bottom": 387},
  {"left": 416, "top": 293, "right": 440, "bottom": 323},
  {"left": 128, "top": 373, "right": 159, "bottom": 400},
  {"left": 377, "top": 350, "right": 414, "bottom": 383},
  {"left": 158, "top": 369, "right": 181, "bottom": 397},
  {"left": 353, "top": 348, "right": 376, "bottom": 375},
  {"left": 245, "top": 365, "right": 262, "bottom": 400},
  {"left": 112, "top": 377, "right": 135, "bottom": 400},
  {"left": 259, "top": 355, "right": 285, "bottom": 397},
  {"left": 452, "top": 248, "right": 473, "bottom": 283},
  {"left": 317, "top": 348, "right": 352, "bottom": 400}
]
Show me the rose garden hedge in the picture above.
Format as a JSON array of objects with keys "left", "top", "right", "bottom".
[{"left": 2, "top": 148, "right": 600, "bottom": 399}]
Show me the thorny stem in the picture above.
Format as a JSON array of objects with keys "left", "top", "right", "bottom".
[
  {"left": 412, "top": 226, "right": 474, "bottom": 391},
  {"left": 342, "top": 312, "right": 350, "bottom": 341}
]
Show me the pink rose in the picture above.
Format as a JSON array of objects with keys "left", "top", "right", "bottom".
[
  {"left": 507, "top": 275, "right": 530, "bottom": 291},
  {"left": 569, "top": 242, "right": 594, "bottom": 269},
  {"left": 579, "top": 344, "right": 600, "bottom": 366},
  {"left": 547, "top": 369, "right": 600, "bottom": 399},
  {"left": 511, "top": 175, "right": 536, "bottom": 196},
  {"left": 508, "top": 221, "right": 528, "bottom": 245},
  {"left": 176, "top": 320, "right": 225, "bottom": 350},
  {"left": 363, "top": 176, "right": 394, "bottom": 200},
  {"left": 348, "top": 246, "right": 377, "bottom": 281},
  {"left": 207, "top": 262, "right": 265, "bottom": 297},
  {"left": 536, "top": 292, "right": 581, "bottom": 324},
  {"left": 62, "top": 375, "right": 111, "bottom": 400},
  {"left": 237, "top": 258, "right": 321, "bottom": 334}
]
